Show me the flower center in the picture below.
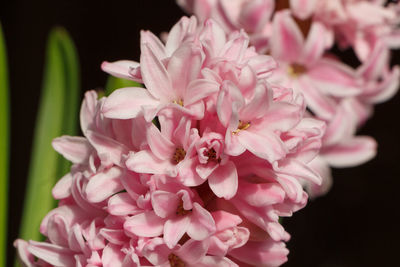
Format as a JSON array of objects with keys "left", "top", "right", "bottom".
[
  {"left": 233, "top": 120, "right": 251, "bottom": 134},
  {"left": 287, "top": 63, "right": 307, "bottom": 77},
  {"left": 176, "top": 201, "right": 191, "bottom": 216},
  {"left": 173, "top": 99, "right": 184, "bottom": 106},
  {"left": 173, "top": 147, "right": 186, "bottom": 164},
  {"left": 205, "top": 148, "right": 221, "bottom": 163},
  {"left": 168, "top": 253, "right": 185, "bottom": 267}
]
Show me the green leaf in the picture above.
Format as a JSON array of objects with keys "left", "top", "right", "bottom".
[
  {"left": 0, "top": 22, "right": 9, "bottom": 267},
  {"left": 18, "top": 28, "right": 80, "bottom": 245},
  {"left": 104, "top": 75, "right": 142, "bottom": 96},
  {"left": 54, "top": 27, "right": 80, "bottom": 177}
]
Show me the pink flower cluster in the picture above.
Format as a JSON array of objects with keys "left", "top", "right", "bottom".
[
  {"left": 177, "top": 0, "right": 400, "bottom": 196},
  {"left": 15, "top": 17, "right": 326, "bottom": 266}
]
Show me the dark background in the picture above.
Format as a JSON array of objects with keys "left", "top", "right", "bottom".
[{"left": 1, "top": 1, "right": 399, "bottom": 266}]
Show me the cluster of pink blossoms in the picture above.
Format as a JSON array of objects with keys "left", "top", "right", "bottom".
[
  {"left": 15, "top": 16, "right": 327, "bottom": 266},
  {"left": 177, "top": 0, "right": 400, "bottom": 196}
]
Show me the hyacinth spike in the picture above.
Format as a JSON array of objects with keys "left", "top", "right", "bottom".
[
  {"left": 0, "top": 22, "right": 9, "bottom": 267},
  {"left": 19, "top": 28, "right": 80, "bottom": 246},
  {"left": 15, "top": 14, "right": 358, "bottom": 266}
]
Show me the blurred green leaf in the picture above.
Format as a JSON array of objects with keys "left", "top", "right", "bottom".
[
  {"left": 18, "top": 27, "right": 80, "bottom": 245},
  {"left": 0, "top": 22, "right": 9, "bottom": 267},
  {"left": 105, "top": 75, "right": 142, "bottom": 96}
]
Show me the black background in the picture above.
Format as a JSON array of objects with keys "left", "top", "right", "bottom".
[{"left": 1, "top": 1, "right": 399, "bottom": 266}]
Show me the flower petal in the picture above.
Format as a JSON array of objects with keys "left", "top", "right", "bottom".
[
  {"left": 126, "top": 150, "right": 177, "bottom": 176},
  {"left": 177, "top": 239, "right": 208, "bottom": 264},
  {"left": 102, "top": 244, "right": 125, "bottom": 267},
  {"left": 167, "top": 42, "right": 203, "bottom": 99},
  {"left": 322, "top": 136, "right": 377, "bottom": 167},
  {"left": 151, "top": 190, "right": 179, "bottom": 218},
  {"left": 140, "top": 30, "right": 167, "bottom": 59},
  {"left": 208, "top": 161, "right": 238, "bottom": 199},
  {"left": 164, "top": 216, "right": 191, "bottom": 248},
  {"left": 107, "top": 193, "right": 141, "bottom": 216},
  {"left": 271, "top": 10, "right": 304, "bottom": 62},
  {"left": 307, "top": 58, "right": 362, "bottom": 97},
  {"left": 141, "top": 42, "right": 174, "bottom": 101},
  {"left": 102, "top": 87, "right": 159, "bottom": 119},
  {"left": 237, "top": 130, "right": 287, "bottom": 162},
  {"left": 147, "top": 123, "right": 176, "bottom": 160},
  {"left": 52, "top": 136, "right": 92, "bottom": 164},
  {"left": 229, "top": 240, "right": 289, "bottom": 267},
  {"left": 27, "top": 241, "right": 75, "bottom": 266},
  {"left": 290, "top": 0, "right": 317, "bottom": 20},
  {"left": 124, "top": 211, "right": 165, "bottom": 237},
  {"left": 52, "top": 173, "right": 73, "bottom": 199},
  {"left": 85, "top": 130, "right": 129, "bottom": 167},
  {"left": 184, "top": 79, "right": 219, "bottom": 106},
  {"left": 187, "top": 203, "right": 216, "bottom": 240},
  {"left": 302, "top": 22, "right": 326, "bottom": 64},
  {"left": 85, "top": 167, "right": 124, "bottom": 203},
  {"left": 101, "top": 60, "right": 141, "bottom": 81}
]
